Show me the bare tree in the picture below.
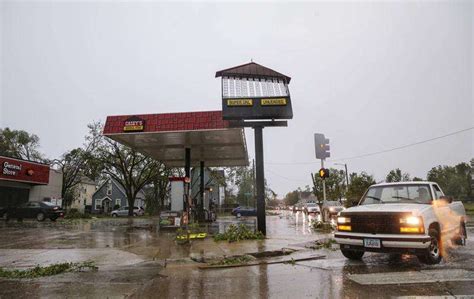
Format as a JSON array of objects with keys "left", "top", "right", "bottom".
[
  {"left": 50, "top": 123, "right": 102, "bottom": 208},
  {"left": 88, "top": 122, "right": 165, "bottom": 216}
]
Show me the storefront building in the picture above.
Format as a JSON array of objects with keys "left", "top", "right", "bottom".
[{"left": 0, "top": 155, "right": 62, "bottom": 207}]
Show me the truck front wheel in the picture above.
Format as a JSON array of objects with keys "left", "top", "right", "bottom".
[
  {"left": 418, "top": 228, "right": 442, "bottom": 264},
  {"left": 340, "top": 248, "right": 364, "bottom": 260}
]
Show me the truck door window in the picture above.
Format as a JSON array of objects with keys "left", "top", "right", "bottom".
[{"left": 433, "top": 185, "right": 443, "bottom": 199}]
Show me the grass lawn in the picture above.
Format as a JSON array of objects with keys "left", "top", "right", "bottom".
[{"left": 464, "top": 202, "right": 474, "bottom": 216}]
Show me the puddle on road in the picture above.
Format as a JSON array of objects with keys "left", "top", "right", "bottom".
[{"left": 1, "top": 213, "right": 473, "bottom": 298}]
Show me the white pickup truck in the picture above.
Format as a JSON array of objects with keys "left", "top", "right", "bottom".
[{"left": 335, "top": 181, "right": 467, "bottom": 264}]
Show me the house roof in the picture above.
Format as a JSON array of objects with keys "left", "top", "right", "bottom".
[
  {"left": 215, "top": 62, "right": 291, "bottom": 83},
  {"left": 92, "top": 177, "right": 145, "bottom": 199}
]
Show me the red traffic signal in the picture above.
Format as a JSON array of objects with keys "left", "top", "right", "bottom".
[{"left": 319, "top": 168, "right": 329, "bottom": 179}]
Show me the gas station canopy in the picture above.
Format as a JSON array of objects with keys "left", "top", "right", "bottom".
[{"left": 103, "top": 110, "right": 248, "bottom": 167}]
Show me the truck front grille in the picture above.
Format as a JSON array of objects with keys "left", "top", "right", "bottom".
[{"left": 341, "top": 212, "right": 411, "bottom": 234}]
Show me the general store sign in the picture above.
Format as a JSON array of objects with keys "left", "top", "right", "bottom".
[
  {"left": 0, "top": 156, "right": 49, "bottom": 185},
  {"left": 2, "top": 161, "right": 22, "bottom": 176}
]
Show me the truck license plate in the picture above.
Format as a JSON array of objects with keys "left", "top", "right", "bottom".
[{"left": 364, "top": 238, "right": 381, "bottom": 248}]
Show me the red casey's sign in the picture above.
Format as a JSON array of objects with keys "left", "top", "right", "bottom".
[{"left": 0, "top": 156, "right": 49, "bottom": 185}]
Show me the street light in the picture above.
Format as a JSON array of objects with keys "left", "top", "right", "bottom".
[{"left": 334, "top": 163, "right": 349, "bottom": 192}]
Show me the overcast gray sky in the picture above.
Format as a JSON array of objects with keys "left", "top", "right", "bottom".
[{"left": 1, "top": 1, "right": 472, "bottom": 197}]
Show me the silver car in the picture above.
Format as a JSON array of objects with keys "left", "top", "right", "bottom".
[
  {"left": 304, "top": 202, "right": 321, "bottom": 214},
  {"left": 321, "top": 201, "right": 344, "bottom": 221},
  {"left": 111, "top": 206, "right": 144, "bottom": 217}
]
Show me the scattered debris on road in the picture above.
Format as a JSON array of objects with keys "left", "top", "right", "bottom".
[
  {"left": 306, "top": 238, "right": 337, "bottom": 250},
  {"left": 310, "top": 220, "right": 334, "bottom": 232},
  {"left": 213, "top": 224, "right": 264, "bottom": 242},
  {"left": 0, "top": 261, "right": 98, "bottom": 279}
]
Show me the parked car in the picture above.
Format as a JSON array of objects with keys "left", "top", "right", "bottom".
[
  {"left": 111, "top": 206, "right": 144, "bottom": 217},
  {"left": 5, "top": 201, "right": 64, "bottom": 222},
  {"left": 231, "top": 206, "right": 257, "bottom": 217},
  {"left": 304, "top": 202, "right": 320, "bottom": 214},
  {"left": 334, "top": 181, "right": 467, "bottom": 264},
  {"left": 321, "top": 201, "right": 344, "bottom": 221}
]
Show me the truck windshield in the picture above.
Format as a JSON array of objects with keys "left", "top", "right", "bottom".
[{"left": 360, "top": 184, "right": 432, "bottom": 205}]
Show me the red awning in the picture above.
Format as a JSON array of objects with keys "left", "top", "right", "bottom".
[{"left": 103, "top": 111, "right": 248, "bottom": 167}]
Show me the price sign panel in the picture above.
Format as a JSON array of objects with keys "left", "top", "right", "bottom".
[{"left": 216, "top": 62, "right": 293, "bottom": 120}]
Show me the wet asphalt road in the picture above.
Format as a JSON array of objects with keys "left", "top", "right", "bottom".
[{"left": 0, "top": 211, "right": 473, "bottom": 298}]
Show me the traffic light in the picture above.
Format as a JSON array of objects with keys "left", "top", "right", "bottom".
[
  {"left": 319, "top": 168, "right": 329, "bottom": 179},
  {"left": 314, "top": 133, "right": 330, "bottom": 159}
]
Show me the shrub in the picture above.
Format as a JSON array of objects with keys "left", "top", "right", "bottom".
[{"left": 64, "top": 209, "right": 91, "bottom": 219}]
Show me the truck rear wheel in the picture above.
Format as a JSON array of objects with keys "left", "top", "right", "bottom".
[
  {"left": 418, "top": 228, "right": 442, "bottom": 264},
  {"left": 340, "top": 247, "right": 364, "bottom": 260}
]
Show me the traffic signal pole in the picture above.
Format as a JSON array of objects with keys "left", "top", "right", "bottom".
[{"left": 321, "top": 159, "right": 327, "bottom": 202}]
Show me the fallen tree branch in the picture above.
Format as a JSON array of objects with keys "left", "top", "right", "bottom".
[{"left": 198, "top": 255, "right": 325, "bottom": 270}]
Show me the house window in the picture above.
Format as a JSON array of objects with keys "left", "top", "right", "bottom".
[
  {"left": 95, "top": 199, "right": 102, "bottom": 210},
  {"left": 106, "top": 182, "right": 112, "bottom": 195},
  {"left": 115, "top": 199, "right": 121, "bottom": 207}
]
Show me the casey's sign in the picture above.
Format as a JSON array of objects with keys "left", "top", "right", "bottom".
[{"left": 123, "top": 116, "right": 145, "bottom": 132}]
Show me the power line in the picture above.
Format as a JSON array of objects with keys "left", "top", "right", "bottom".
[
  {"left": 266, "top": 167, "right": 309, "bottom": 183},
  {"left": 267, "top": 126, "right": 474, "bottom": 165},
  {"left": 332, "top": 126, "right": 473, "bottom": 162}
]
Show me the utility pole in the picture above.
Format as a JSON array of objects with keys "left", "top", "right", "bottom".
[
  {"left": 344, "top": 163, "right": 349, "bottom": 192},
  {"left": 335, "top": 162, "right": 349, "bottom": 192}
]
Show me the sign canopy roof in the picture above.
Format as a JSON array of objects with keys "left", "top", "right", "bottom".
[
  {"left": 215, "top": 62, "right": 291, "bottom": 83},
  {"left": 103, "top": 111, "right": 248, "bottom": 167}
]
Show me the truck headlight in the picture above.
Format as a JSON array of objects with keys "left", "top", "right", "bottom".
[
  {"left": 400, "top": 216, "right": 424, "bottom": 233},
  {"left": 337, "top": 216, "right": 350, "bottom": 224},
  {"left": 400, "top": 216, "right": 421, "bottom": 226}
]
